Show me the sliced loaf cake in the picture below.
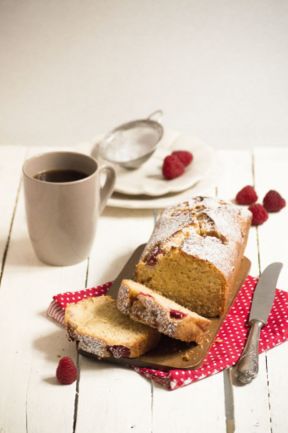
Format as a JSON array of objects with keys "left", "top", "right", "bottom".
[
  {"left": 65, "top": 295, "right": 160, "bottom": 358},
  {"left": 117, "top": 279, "right": 211, "bottom": 343}
]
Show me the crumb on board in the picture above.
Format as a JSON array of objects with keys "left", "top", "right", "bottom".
[{"left": 182, "top": 353, "right": 191, "bottom": 361}]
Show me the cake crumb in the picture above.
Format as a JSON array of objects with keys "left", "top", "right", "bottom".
[{"left": 182, "top": 353, "right": 191, "bottom": 361}]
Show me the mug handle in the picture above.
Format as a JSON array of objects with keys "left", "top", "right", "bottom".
[{"left": 98, "top": 165, "right": 116, "bottom": 213}]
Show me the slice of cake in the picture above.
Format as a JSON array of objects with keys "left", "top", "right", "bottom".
[
  {"left": 136, "top": 196, "right": 251, "bottom": 317},
  {"left": 117, "top": 279, "right": 211, "bottom": 343},
  {"left": 65, "top": 295, "right": 160, "bottom": 358}
]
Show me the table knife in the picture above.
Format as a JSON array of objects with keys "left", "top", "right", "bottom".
[
  {"left": 234, "top": 262, "right": 283, "bottom": 385},
  {"left": 224, "top": 368, "right": 235, "bottom": 433}
]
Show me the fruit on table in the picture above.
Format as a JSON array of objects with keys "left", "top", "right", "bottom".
[
  {"left": 56, "top": 356, "right": 78, "bottom": 385},
  {"left": 235, "top": 185, "right": 258, "bottom": 205},
  {"left": 263, "top": 190, "right": 286, "bottom": 212}
]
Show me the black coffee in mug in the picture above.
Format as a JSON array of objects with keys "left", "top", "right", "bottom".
[{"left": 34, "top": 169, "right": 88, "bottom": 183}]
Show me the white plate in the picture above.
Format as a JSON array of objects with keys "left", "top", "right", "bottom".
[
  {"left": 113, "top": 132, "right": 215, "bottom": 196},
  {"left": 107, "top": 160, "right": 220, "bottom": 209}
]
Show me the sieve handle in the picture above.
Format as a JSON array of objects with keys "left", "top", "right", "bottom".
[{"left": 147, "top": 110, "right": 163, "bottom": 123}]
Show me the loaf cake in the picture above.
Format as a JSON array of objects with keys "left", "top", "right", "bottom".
[
  {"left": 136, "top": 196, "right": 251, "bottom": 317},
  {"left": 65, "top": 296, "right": 160, "bottom": 358},
  {"left": 117, "top": 279, "right": 211, "bottom": 343}
]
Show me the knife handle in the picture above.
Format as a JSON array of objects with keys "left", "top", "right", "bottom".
[{"left": 235, "top": 320, "right": 263, "bottom": 385}]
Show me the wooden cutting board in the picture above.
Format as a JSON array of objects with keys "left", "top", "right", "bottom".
[{"left": 79, "top": 245, "right": 251, "bottom": 370}]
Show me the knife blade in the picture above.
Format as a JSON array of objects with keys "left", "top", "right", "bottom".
[
  {"left": 108, "top": 244, "right": 146, "bottom": 299},
  {"left": 234, "top": 262, "right": 283, "bottom": 385},
  {"left": 249, "top": 262, "right": 283, "bottom": 323}
]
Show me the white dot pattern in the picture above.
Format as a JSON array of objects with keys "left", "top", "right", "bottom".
[
  {"left": 136, "top": 276, "right": 288, "bottom": 390},
  {"left": 52, "top": 282, "right": 112, "bottom": 309},
  {"left": 47, "top": 276, "right": 288, "bottom": 391}
]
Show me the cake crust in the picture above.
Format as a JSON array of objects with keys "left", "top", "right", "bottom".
[
  {"left": 136, "top": 196, "right": 251, "bottom": 317},
  {"left": 65, "top": 296, "right": 160, "bottom": 358},
  {"left": 117, "top": 279, "right": 211, "bottom": 343}
]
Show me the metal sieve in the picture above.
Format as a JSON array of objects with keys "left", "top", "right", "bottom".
[{"left": 96, "top": 110, "right": 163, "bottom": 169}]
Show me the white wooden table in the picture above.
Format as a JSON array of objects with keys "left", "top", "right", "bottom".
[{"left": 0, "top": 146, "right": 287, "bottom": 433}]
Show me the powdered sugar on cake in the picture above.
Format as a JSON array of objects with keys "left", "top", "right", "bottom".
[
  {"left": 141, "top": 196, "right": 251, "bottom": 278},
  {"left": 78, "top": 335, "right": 110, "bottom": 358},
  {"left": 117, "top": 280, "right": 211, "bottom": 343}
]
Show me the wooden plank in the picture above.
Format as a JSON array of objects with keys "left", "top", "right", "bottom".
[
  {"left": 253, "top": 147, "right": 288, "bottom": 433},
  {"left": 0, "top": 147, "right": 88, "bottom": 433},
  {"left": 0, "top": 146, "right": 27, "bottom": 281},
  {"left": 152, "top": 183, "right": 228, "bottom": 433},
  {"left": 216, "top": 150, "right": 259, "bottom": 275},
  {"left": 217, "top": 150, "right": 271, "bottom": 433},
  {"left": 153, "top": 373, "right": 226, "bottom": 433},
  {"left": 75, "top": 207, "right": 155, "bottom": 433},
  {"left": 253, "top": 148, "right": 288, "bottom": 286}
]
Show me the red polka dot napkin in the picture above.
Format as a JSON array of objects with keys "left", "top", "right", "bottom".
[{"left": 47, "top": 276, "right": 288, "bottom": 390}]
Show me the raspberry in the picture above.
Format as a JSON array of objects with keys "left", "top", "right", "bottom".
[
  {"left": 138, "top": 292, "right": 154, "bottom": 299},
  {"left": 108, "top": 345, "right": 131, "bottom": 359},
  {"left": 170, "top": 309, "right": 187, "bottom": 319},
  {"left": 162, "top": 155, "right": 185, "bottom": 180},
  {"left": 263, "top": 190, "right": 286, "bottom": 212},
  {"left": 248, "top": 204, "right": 268, "bottom": 226},
  {"left": 172, "top": 150, "right": 193, "bottom": 167},
  {"left": 145, "top": 245, "right": 163, "bottom": 265},
  {"left": 235, "top": 185, "right": 258, "bottom": 205},
  {"left": 56, "top": 357, "right": 78, "bottom": 385}
]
